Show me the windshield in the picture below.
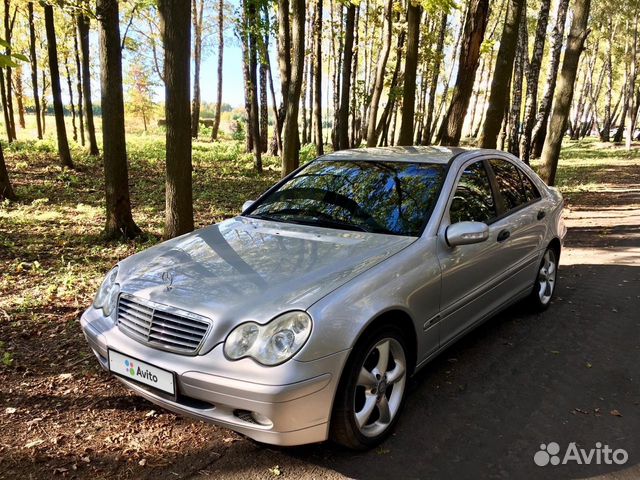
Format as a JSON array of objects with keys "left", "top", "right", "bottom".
[{"left": 246, "top": 160, "right": 446, "bottom": 236}]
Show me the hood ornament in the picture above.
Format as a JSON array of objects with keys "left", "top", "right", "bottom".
[{"left": 161, "top": 270, "right": 175, "bottom": 291}]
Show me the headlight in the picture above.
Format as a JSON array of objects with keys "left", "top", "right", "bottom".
[
  {"left": 93, "top": 267, "right": 120, "bottom": 317},
  {"left": 224, "top": 311, "right": 312, "bottom": 366}
]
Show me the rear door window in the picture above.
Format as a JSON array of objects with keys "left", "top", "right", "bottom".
[{"left": 489, "top": 159, "right": 529, "bottom": 212}]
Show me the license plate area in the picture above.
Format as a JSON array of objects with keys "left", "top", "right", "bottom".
[{"left": 108, "top": 349, "right": 176, "bottom": 399}]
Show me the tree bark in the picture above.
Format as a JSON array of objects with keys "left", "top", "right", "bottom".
[
  {"left": 507, "top": 13, "right": 527, "bottom": 155},
  {"left": 158, "top": 0, "right": 194, "bottom": 238},
  {"left": 519, "top": 0, "right": 551, "bottom": 162},
  {"left": 478, "top": 0, "right": 525, "bottom": 149},
  {"left": 423, "top": 11, "right": 448, "bottom": 145},
  {"left": 313, "top": 0, "right": 323, "bottom": 155},
  {"left": 27, "top": 2, "right": 42, "bottom": 139},
  {"left": 600, "top": 18, "right": 615, "bottom": 142},
  {"left": 0, "top": 142, "right": 15, "bottom": 201},
  {"left": 245, "top": 0, "right": 262, "bottom": 171},
  {"left": 397, "top": 2, "right": 422, "bottom": 146},
  {"left": 337, "top": 2, "right": 356, "bottom": 150},
  {"left": 77, "top": 10, "right": 100, "bottom": 156},
  {"left": 191, "top": 0, "right": 204, "bottom": 138},
  {"left": 540, "top": 0, "right": 591, "bottom": 186},
  {"left": 281, "top": 0, "right": 305, "bottom": 176},
  {"left": 211, "top": 0, "right": 224, "bottom": 141},
  {"left": 626, "top": 14, "right": 638, "bottom": 151},
  {"left": 437, "top": 0, "right": 490, "bottom": 146},
  {"left": 531, "top": 0, "right": 569, "bottom": 158},
  {"left": 365, "top": 0, "right": 393, "bottom": 147},
  {"left": 14, "top": 65, "right": 25, "bottom": 129},
  {"left": 73, "top": 30, "right": 85, "bottom": 146},
  {"left": 4, "top": 0, "right": 16, "bottom": 141},
  {"left": 96, "top": 0, "right": 142, "bottom": 239},
  {"left": 64, "top": 58, "right": 78, "bottom": 142},
  {"left": 44, "top": 4, "right": 73, "bottom": 168}
]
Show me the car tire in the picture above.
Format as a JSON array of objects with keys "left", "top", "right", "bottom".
[
  {"left": 330, "top": 324, "right": 409, "bottom": 450},
  {"left": 528, "top": 246, "right": 559, "bottom": 312}
]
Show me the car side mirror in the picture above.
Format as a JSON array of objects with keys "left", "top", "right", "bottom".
[
  {"left": 241, "top": 200, "right": 254, "bottom": 212},
  {"left": 445, "top": 221, "right": 489, "bottom": 247}
]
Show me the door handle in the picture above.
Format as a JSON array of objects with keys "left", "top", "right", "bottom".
[
  {"left": 497, "top": 229, "right": 511, "bottom": 242},
  {"left": 537, "top": 210, "right": 546, "bottom": 220}
]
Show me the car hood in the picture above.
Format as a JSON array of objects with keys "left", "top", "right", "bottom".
[{"left": 117, "top": 216, "right": 414, "bottom": 342}]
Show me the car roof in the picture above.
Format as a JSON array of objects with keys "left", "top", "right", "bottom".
[{"left": 320, "top": 146, "right": 471, "bottom": 164}]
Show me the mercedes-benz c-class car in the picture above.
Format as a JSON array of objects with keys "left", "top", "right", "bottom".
[{"left": 81, "top": 146, "right": 566, "bottom": 449}]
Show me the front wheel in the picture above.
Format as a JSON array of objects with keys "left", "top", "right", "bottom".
[
  {"left": 330, "top": 326, "right": 408, "bottom": 450},
  {"left": 529, "top": 247, "right": 558, "bottom": 311}
]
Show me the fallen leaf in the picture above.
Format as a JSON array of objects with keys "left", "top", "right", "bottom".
[
  {"left": 53, "top": 467, "right": 68, "bottom": 475},
  {"left": 5, "top": 407, "right": 16, "bottom": 414},
  {"left": 610, "top": 409, "right": 622, "bottom": 417},
  {"left": 25, "top": 439, "right": 44, "bottom": 448},
  {"left": 268, "top": 465, "right": 281, "bottom": 476},
  {"left": 586, "top": 362, "right": 592, "bottom": 368},
  {"left": 139, "top": 459, "right": 147, "bottom": 466},
  {"left": 145, "top": 410, "right": 156, "bottom": 417}
]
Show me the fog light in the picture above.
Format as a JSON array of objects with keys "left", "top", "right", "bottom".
[{"left": 250, "top": 411, "right": 272, "bottom": 427}]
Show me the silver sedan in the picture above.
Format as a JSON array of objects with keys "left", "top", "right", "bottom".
[{"left": 81, "top": 146, "right": 566, "bottom": 449}]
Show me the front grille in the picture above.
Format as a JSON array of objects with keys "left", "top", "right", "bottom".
[{"left": 117, "top": 293, "right": 212, "bottom": 354}]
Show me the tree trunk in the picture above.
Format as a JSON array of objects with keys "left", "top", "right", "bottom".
[
  {"left": 27, "top": 2, "right": 42, "bottom": 139},
  {"left": 397, "top": 2, "right": 422, "bottom": 146},
  {"left": 0, "top": 142, "right": 15, "bottom": 201},
  {"left": 96, "top": 0, "right": 142, "bottom": 239},
  {"left": 365, "top": 0, "right": 393, "bottom": 147},
  {"left": 437, "top": 0, "right": 490, "bottom": 146},
  {"left": 531, "top": 0, "right": 569, "bottom": 158},
  {"left": 191, "top": 0, "right": 204, "bottom": 138},
  {"left": 280, "top": 0, "right": 305, "bottom": 176},
  {"left": 507, "top": 10, "right": 527, "bottom": 155},
  {"left": 423, "top": 11, "right": 448, "bottom": 145},
  {"left": 540, "top": 0, "right": 591, "bottom": 186},
  {"left": 259, "top": 10, "right": 269, "bottom": 154},
  {"left": 600, "top": 18, "right": 615, "bottom": 142},
  {"left": 246, "top": 0, "right": 262, "bottom": 171},
  {"left": 0, "top": 69, "right": 11, "bottom": 142},
  {"left": 330, "top": 0, "right": 343, "bottom": 150},
  {"left": 44, "top": 4, "right": 73, "bottom": 168},
  {"left": 375, "top": 28, "right": 405, "bottom": 145},
  {"left": 14, "top": 65, "right": 25, "bottom": 129},
  {"left": 626, "top": 14, "right": 638, "bottom": 151},
  {"left": 478, "top": 0, "right": 525, "bottom": 149},
  {"left": 41, "top": 70, "right": 47, "bottom": 134},
  {"left": 337, "top": 2, "right": 356, "bottom": 150},
  {"left": 211, "top": 0, "right": 224, "bottom": 141},
  {"left": 64, "top": 58, "right": 78, "bottom": 142},
  {"left": 73, "top": 30, "right": 85, "bottom": 146},
  {"left": 4, "top": 0, "right": 16, "bottom": 141},
  {"left": 158, "top": 0, "right": 194, "bottom": 238},
  {"left": 77, "top": 10, "right": 100, "bottom": 156},
  {"left": 313, "top": 0, "right": 323, "bottom": 155},
  {"left": 519, "top": 0, "right": 551, "bottom": 162}
]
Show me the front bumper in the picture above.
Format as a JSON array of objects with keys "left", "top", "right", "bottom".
[{"left": 80, "top": 308, "right": 349, "bottom": 446}]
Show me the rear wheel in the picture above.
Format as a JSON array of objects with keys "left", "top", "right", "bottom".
[
  {"left": 529, "top": 247, "right": 558, "bottom": 311},
  {"left": 330, "top": 325, "right": 408, "bottom": 450}
]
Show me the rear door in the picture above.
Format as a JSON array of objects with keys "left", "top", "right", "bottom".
[{"left": 486, "top": 157, "right": 548, "bottom": 293}]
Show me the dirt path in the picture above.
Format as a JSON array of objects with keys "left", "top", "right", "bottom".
[{"left": 1, "top": 167, "right": 638, "bottom": 480}]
